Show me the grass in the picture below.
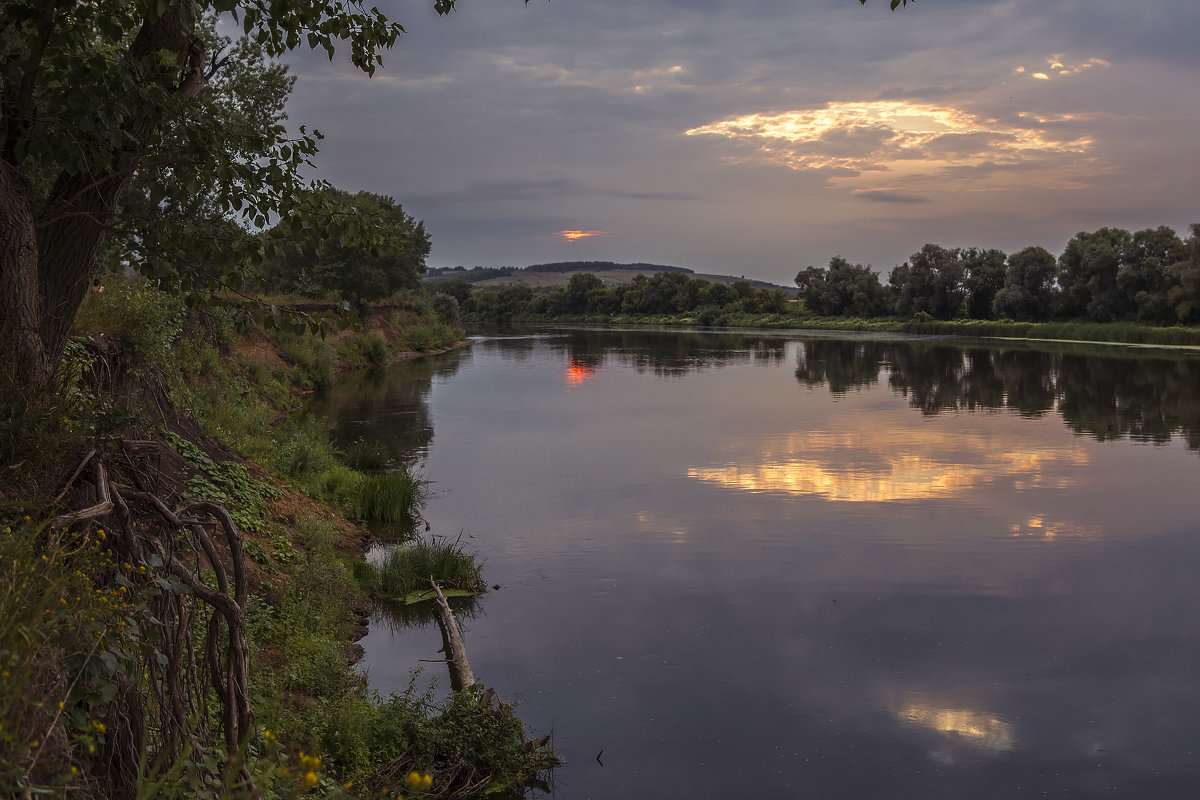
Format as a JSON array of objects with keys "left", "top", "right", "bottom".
[
  {"left": 353, "top": 470, "right": 424, "bottom": 525},
  {"left": 356, "top": 536, "right": 485, "bottom": 603},
  {"left": 529, "top": 309, "right": 1200, "bottom": 348}
]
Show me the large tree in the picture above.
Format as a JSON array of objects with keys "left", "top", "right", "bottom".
[
  {"left": 0, "top": 0, "right": 444, "bottom": 388},
  {"left": 257, "top": 188, "right": 430, "bottom": 302},
  {"left": 992, "top": 245, "right": 1057, "bottom": 321},
  {"left": 890, "top": 243, "right": 967, "bottom": 319}
]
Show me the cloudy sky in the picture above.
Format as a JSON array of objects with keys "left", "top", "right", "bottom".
[{"left": 279, "top": 0, "right": 1200, "bottom": 286}]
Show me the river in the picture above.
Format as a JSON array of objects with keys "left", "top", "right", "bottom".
[{"left": 317, "top": 327, "right": 1200, "bottom": 799}]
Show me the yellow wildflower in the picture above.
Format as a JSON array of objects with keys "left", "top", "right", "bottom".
[
  {"left": 405, "top": 771, "right": 422, "bottom": 789},
  {"left": 302, "top": 771, "right": 319, "bottom": 788}
]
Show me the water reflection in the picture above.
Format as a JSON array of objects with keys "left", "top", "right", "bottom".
[
  {"left": 898, "top": 702, "right": 1016, "bottom": 754},
  {"left": 310, "top": 347, "right": 468, "bottom": 463},
  {"left": 687, "top": 425, "right": 1088, "bottom": 501},
  {"left": 796, "top": 338, "right": 1200, "bottom": 449}
]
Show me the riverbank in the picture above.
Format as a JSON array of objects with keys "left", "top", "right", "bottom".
[
  {"left": 513, "top": 311, "right": 1200, "bottom": 350},
  {"left": 0, "top": 282, "right": 553, "bottom": 798}
]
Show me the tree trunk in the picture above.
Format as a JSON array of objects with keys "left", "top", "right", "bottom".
[
  {"left": 36, "top": 172, "right": 129, "bottom": 376},
  {"left": 0, "top": 1, "right": 203, "bottom": 388},
  {"left": 0, "top": 162, "right": 51, "bottom": 386},
  {"left": 431, "top": 580, "right": 477, "bottom": 689}
]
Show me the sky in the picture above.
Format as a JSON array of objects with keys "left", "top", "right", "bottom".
[{"left": 278, "top": 0, "right": 1200, "bottom": 286}]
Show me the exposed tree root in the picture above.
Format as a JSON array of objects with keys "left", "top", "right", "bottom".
[{"left": 46, "top": 441, "right": 256, "bottom": 795}]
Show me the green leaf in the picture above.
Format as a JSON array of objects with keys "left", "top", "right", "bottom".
[{"left": 400, "top": 587, "right": 479, "bottom": 605}]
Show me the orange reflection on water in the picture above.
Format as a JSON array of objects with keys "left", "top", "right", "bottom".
[
  {"left": 687, "top": 424, "right": 1087, "bottom": 503},
  {"left": 899, "top": 702, "right": 1015, "bottom": 753},
  {"left": 565, "top": 360, "right": 596, "bottom": 387}
]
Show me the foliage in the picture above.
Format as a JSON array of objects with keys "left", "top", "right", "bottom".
[
  {"left": 256, "top": 189, "right": 432, "bottom": 303},
  {"left": 993, "top": 246, "right": 1057, "bottom": 321},
  {"left": 164, "top": 431, "right": 281, "bottom": 534},
  {"left": 339, "top": 332, "right": 391, "bottom": 370},
  {"left": 271, "top": 329, "right": 337, "bottom": 390},
  {"left": 796, "top": 256, "right": 888, "bottom": 317},
  {"left": 308, "top": 678, "right": 555, "bottom": 796},
  {"left": 0, "top": 0, "right": 455, "bottom": 388}
]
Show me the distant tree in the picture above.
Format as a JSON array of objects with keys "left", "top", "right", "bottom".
[
  {"left": 673, "top": 278, "right": 706, "bottom": 313},
  {"left": 1167, "top": 224, "right": 1200, "bottom": 324},
  {"left": 1057, "top": 228, "right": 1133, "bottom": 321},
  {"left": 560, "top": 272, "right": 605, "bottom": 313},
  {"left": 805, "top": 256, "right": 887, "bottom": 317},
  {"left": 992, "top": 246, "right": 1057, "bottom": 321},
  {"left": 1117, "top": 226, "right": 1184, "bottom": 322},
  {"left": 495, "top": 283, "right": 535, "bottom": 321},
  {"left": 890, "top": 244, "right": 966, "bottom": 319},
  {"left": 794, "top": 266, "right": 826, "bottom": 300},
  {"left": 430, "top": 277, "right": 475, "bottom": 305},
  {"left": 962, "top": 248, "right": 1008, "bottom": 319},
  {"left": 701, "top": 281, "right": 740, "bottom": 308},
  {"left": 756, "top": 288, "right": 789, "bottom": 313}
]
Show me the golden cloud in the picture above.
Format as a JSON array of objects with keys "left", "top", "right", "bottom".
[{"left": 684, "top": 100, "right": 1094, "bottom": 188}]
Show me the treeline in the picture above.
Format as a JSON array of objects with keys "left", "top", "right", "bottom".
[
  {"left": 799, "top": 224, "right": 1200, "bottom": 324},
  {"left": 436, "top": 271, "right": 791, "bottom": 325},
  {"left": 432, "top": 224, "right": 1200, "bottom": 329}
]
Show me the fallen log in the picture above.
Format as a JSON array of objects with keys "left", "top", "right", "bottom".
[{"left": 430, "top": 578, "right": 476, "bottom": 689}]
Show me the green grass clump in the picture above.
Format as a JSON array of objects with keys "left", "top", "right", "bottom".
[
  {"left": 357, "top": 537, "right": 484, "bottom": 602},
  {"left": 354, "top": 470, "right": 424, "bottom": 524},
  {"left": 343, "top": 437, "right": 389, "bottom": 471},
  {"left": 339, "top": 331, "right": 391, "bottom": 370}
]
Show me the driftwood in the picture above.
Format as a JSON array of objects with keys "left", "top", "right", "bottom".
[
  {"left": 48, "top": 455, "right": 113, "bottom": 530},
  {"left": 430, "top": 579, "right": 476, "bottom": 689}
]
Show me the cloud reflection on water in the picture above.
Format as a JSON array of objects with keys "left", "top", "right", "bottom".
[{"left": 687, "top": 418, "right": 1088, "bottom": 503}]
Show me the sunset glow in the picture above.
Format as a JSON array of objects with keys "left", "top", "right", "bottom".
[
  {"left": 565, "top": 360, "right": 596, "bottom": 386},
  {"left": 558, "top": 230, "right": 611, "bottom": 241},
  {"left": 685, "top": 100, "right": 1095, "bottom": 190}
]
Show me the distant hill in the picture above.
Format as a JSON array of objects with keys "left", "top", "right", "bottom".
[
  {"left": 524, "top": 261, "right": 692, "bottom": 274},
  {"left": 424, "top": 261, "right": 796, "bottom": 294}
]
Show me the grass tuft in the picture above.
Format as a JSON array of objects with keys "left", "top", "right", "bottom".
[{"left": 357, "top": 536, "right": 484, "bottom": 602}]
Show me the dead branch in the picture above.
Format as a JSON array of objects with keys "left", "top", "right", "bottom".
[
  {"left": 430, "top": 579, "right": 476, "bottom": 689},
  {"left": 52, "top": 447, "right": 96, "bottom": 504},
  {"left": 48, "top": 458, "right": 112, "bottom": 529}
]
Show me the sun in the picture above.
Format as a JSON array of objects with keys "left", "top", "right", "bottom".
[{"left": 558, "top": 230, "right": 611, "bottom": 241}]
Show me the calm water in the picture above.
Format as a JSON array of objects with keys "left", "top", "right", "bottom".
[{"left": 319, "top": 328, "right": 1200, "bottom": 799}]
